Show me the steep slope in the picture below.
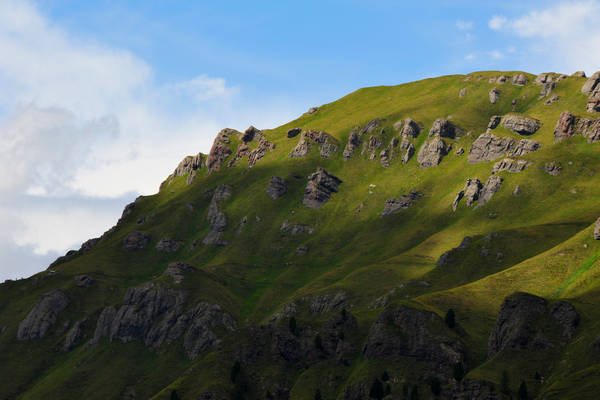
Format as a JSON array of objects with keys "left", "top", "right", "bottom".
[{"left": 1, "top": 70, "right": 600, "bottom": 399}]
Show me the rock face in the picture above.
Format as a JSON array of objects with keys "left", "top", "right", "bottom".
[
  {"left": 280, "top": 221, "right": 314, "bottom": 236},
  {"left": 303, "top": 168, "right": 342, "bottom": 209},
  {"left": 476, "top": 176, "right": 503, "bottom": 208},
  {"left": 545, "top": 94, "right": 560, "bottom": 105},
  {"left": 459, "top": 87, "right": 467, "bottom": 98},
  {"left": 489, "top": 87, "right": 500, "bottom": 104},
  {"left": 155, "top": 238, "right": 183, "bottom": 252},
  {"left": 487, "top": 115, "right": 501, "bottom": 131},
  {"left": 170, "top": 152, "right": 204, "bottom": 184},
  {"left": 429, "top": 118, "right": 459, "bottom": 138},
  {"left": 488, "top": 293, "right": 579, "bottom": 358},
  {"left": 554, "top": 111, "right": 576, "bottom": 142},
  {"left": 363, "top": 305, "right": 465, "bottom": 376},
  {"left": 266, "top": 176, "right": 287, "bottom": 199},
  {"left": 582, "top": 71, "right": 600, "bottom": 112},
  {"left": 492, "top": 158, "right": 528, "bottom": 174},
  {"left": 381, "top": 191, "right": 423, "bottom": 216},
  {"left": 290, "top": 130, "right": 338, "bottom": 159},
  {"left": 229, "top": 126, "right": 275, "bottom": 168},
  {"left": 581, "top": 71, "right": 600, "bottom": 95},
  {"left": 342, "top": 128, "right": 361, "bottom": 160},
  {"left": 400, "top": 118, "right": 421, "bottom": 138},
  {"left": 501, "top": 115, "right": 541, "bottom": 135},
  {"left": 62, "top": 318, "right": 87, "bottom": 352},
  {"left": 512, "top": 73, "right": 528, "bottom": 85},
  {"left": 453, "top": 177, "right": 500, "bottom": 210},
  {"left": 363, "top": 135, "right": 383, "bottom": 161},
  {"left": 417, "top": 137, "right": 448, "bottom": 168},
  {"left": 202, "top": 184, "right": 232, "bottom": 246},
  {"left": 206, "top": 129, "right": 234, "bottom": 173},
  {"left": 544, "top": 161, "right": 562, "bottom": 176},
  {"left": 163, "top": 262, "right": 195, "bottom": 284},
  {"left": 573, "top": 71, "right": 586, "bottom": 78},
  {"left": 17, "top": 290, "right": 69, "bottom": 341},
  {"left": 595, "top": 217, "right": 600, "bottom": 240},
  {"left": 123, "top": 231, "right": 150, "bottom": 252},
  {"left": 468, "top": 134, "right": 540, "bottom": 164},
  {"left": 90, "top": 283, "right": 237, "bottom": 359},
  {"left": 75, "top": 275, "right": 95, "bottom": 287}
]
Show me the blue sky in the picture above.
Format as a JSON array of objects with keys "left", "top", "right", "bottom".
[{"left": 0, "top": 0, "right": 599, "bottom": 280}]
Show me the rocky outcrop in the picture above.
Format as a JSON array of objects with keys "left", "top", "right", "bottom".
[
  {"left": 379, "top": 148, "right": 391, "bottom": 167},
  {"left": 487, "top": 115, "right": 501, "bottom": 131},
  {"left": 360, "top": 119, "right": 382, "bottom": 135},
  {"left": 17, "top": 290, "right": 69, "bottom": 341},
  {"left": 155, "top": 238, "right": 183, "bottom": 252},
  {"left": 363, "top": 305, "right": 465, "bottom": 376},
  {"left": 308, "top": 292, "right": 348, "bottom": 314},
  {"left": 512, "top": 73, "right": 528, "bottom": 85},
  {"left": 61, "top": 318, "right": 87, "bottom": 352},
  {"left": 206, "top": 129, "right": 234, "bottom": 173},
  {"left": 123, "top": 231, "right": 150, "bottom": 252},
  {"left": 545, "top": 94, "right": 560, "bottom": 105},
  {"left": 510, "top": 139, "right": 540, "bottom": 156},
  {"left": 266, "top": 176, "right": 287, "bottom": 199},
  {"left": 581, "top": 71, "right": 600, "bottom": 112},
  {"left": 544, "top": 161, "right": 562, "bottom": 176},
  {"left": 381, "top": 191, "right": 423, "bottom": 216},
  {"left": 492, "top": 158, "right": 528, "bottom": 173},
  {"left": 459, "top": 87, "right": 467, "bottom": 98},
  {"left": 476, "top": 176, "right": 503, "bottom": 208},
  {"left": 280, "top": 221, "right": 314, "bottom": 236},
  {"left": 488, "top": 293, "right": 579, "bottom": 358},
  {"left": 163, "top": 262, "right": 195, "bottom": 284},
  {"left": 443, "top": 380, "right": 510, "bottom": 400},
  {"left": 468, "top": 134, "right": 514, "bottom": 164},
  {"left": 170, "top": 152, "right": 204, "bottom": 184},
  {"left": 573, "top": 71, "right": 586, "bottom": 78},
  {"left": 363, "top": 135, "right": 383, "bottom": 160},
  {"left": 429, "top": 118, "right": 459, "bottom": 138},
  {"left": 289, "top": 130, "right": 338, "bottom": 159},
  {"left": 581, "top": 71, "right": 600, "bottom": 95},
  {"left": 400, "top": 118, "right": 421, "bottom": 138},
  {"left": 303, "top": 168, "right": 342, "bottom": 209},
  {"left": 575, "top": 117, "right": 600, "bottom": 142},
  {"left": 202, "top": 184, "right": 232, "bottom": 246},
  {"left": 229, "top": 126, "right": 275, "bottom": 168},
  {"left": 402, "top": 142, "right": 415, "bottom": 163},
  {"left": 90, "top": 283, "right": 236, "bottom": 359},
  {"left": 554, "top": 111, "right": 576, "bottom": 142},
  {"left": 453, "top": 177, "right": 500, "bottom": 210},
  {"left": 343, "top": 128, "right": 361, "bottom": 160},
  {"left": 75, "top": 275, "right": 95, "bottom": 287},
  {"left": 489, "top": 87, "right": 500, "bottom": 104},
  {"left": 501, "top": 115, "right": 541, "bottom": 135},
  {"left": 286, "top": 128, "right": 301, "bottom": 138},
  {"left": 417, "top": 137, "right": 448, "bottom": 168}
]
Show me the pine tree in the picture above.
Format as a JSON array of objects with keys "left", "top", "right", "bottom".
[
  {"left": 518, "top": 381, "right": 528, "bottom": 400},
  {"left": 230, "top": 361, "right": 241, "bottom": 383},
  {"left": 381, "top": 370, "right": 390, "bottom": 382},
  {"left": 369, "top": 378, "right": 384, "bottom": 400},
  {"left": 430, "top": 377, "right": 441, "bottom": 396},
  {"left": 500, "top": 370, "right": 510, "bottom": 394},
  {"left": 453, "top": 362, "right": 464, "bottom": 382},
  {"left": 314, "top": 389, "right": 322, "bottom": 400},
  {"left": 445, "top": 308, "right": 456, "bottom": 329},
  {"left": 410, "top": 385, "right": 419, "bottom": 400}
]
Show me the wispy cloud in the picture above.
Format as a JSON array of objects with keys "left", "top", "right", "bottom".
[{"left": 456, "top": 20, "right": 474, "bottom": 31}]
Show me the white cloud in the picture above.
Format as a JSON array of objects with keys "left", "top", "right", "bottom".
[
  {"left": 488, "top": 15, "right": 507, "bottom": 30},
  {"left": 0, "top": 0, "right": 300, "bottom": 280},
  {"left": 464, "top": 53, "right": 476, "bottom": 61},
  {"left": 488, "top": 50, "right": 504, "bottom": 60},
  {"left": 456, "top": 20, "right": 474, "bottom": 31},
  {"left": 488, "top": 1, "right": 600, "bottom": 73}
]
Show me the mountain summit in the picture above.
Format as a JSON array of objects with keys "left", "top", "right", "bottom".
[{"left": 2, "top": 70, "right": 600, "bottom": 399}]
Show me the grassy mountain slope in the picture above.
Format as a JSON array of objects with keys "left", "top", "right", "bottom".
[{"left": 1, "top": 70, "right": 600, "bottom": 399}]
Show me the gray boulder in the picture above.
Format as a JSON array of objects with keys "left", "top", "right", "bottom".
[
  {"left": 170, "top": 152, "right": 204, "bottom": 184},
  {"left": 17, "top": 290, "right": 69, "bottom": 341},
  {"left": 501, "top": 115, "right": 541, "bottom": 135},
  {"left": 400, "top": 118, "right": 421, "bottom": 138},
  {"left": 468, "top": 134, "right": 514, "bottom": 164},
  {"left": 266, "top": 176, "right": 287, "bottom": 199},
  {"left": 554, "top": 111, "right": 576, "bottom": 142},
  {"left": 489, "top": 88, "right": 500, "bottom": 104},
  {"left": 163, "top": 262, "right": 195, "bottom": 284},
  {"left": 155, "top": 238, "right": 183, "bottom": 252},
  {"left": 492, "top": 158, "right": 528, "bottom": 174},
  {"left": 75, "top": 275, "right": 95, "bottom": 287},
  {"left": 286, "top": 128, "right": 301, "bottom": 138},
  {"left": 581, "top": 71, "right": 600, "bottom": 94},
  {"left": 540, "top": 81, "right": 555, "bottom": 97},
  {"left": 303, "top": 168, "right": 342, "bottom": 209},
  {"left": 512, "top": 73, "right": 528, "bottom": 85},
  {"left": 429, "top": 118, "right": 458, "bottom": 138},
  {"left": 459, "top": 87, "right": 467, "bottom": 98},
  {"left": 290, "top": 130, "right": 337, "bottom": 159},
  {"left": 595, "top": 217, "right": 600, "bottom": 240},
  {"left": 544, "top": 161, "right": 562, "bottom": 176},
  {"left": 359, "top": 118, "right": 382, "bottom": 135},
  {"left": 280, "top": 221, "right": 314, "bottom": 235},
  {"left": 206, "top": 128, "right": 234, "bottom": 174},
  {"left": 342, "top": 128, "right": 361, "bottom": 160},
  {"left": 487, "top": 115, "right": 501, "bottom": 131},
  {"left": 61, "top": 318, "right": 87, "bottom": 352},
  {"left": 417, "top": 137, "right": 448, "bottom": 168},
  {"left": 572, "top": 71, "right": 586, "bottom": 78},
  {"left": 545, "top": 94, "right": 560, "bottom": 105},
  {"left": 476, "top": 176, "right": 503, "bottom": 208},
  {"left": 123, "top": 231, "right": 150, "bottom": 252},
  {"left": 381, "top": 191, "right": 423, "bottom": 216}
]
